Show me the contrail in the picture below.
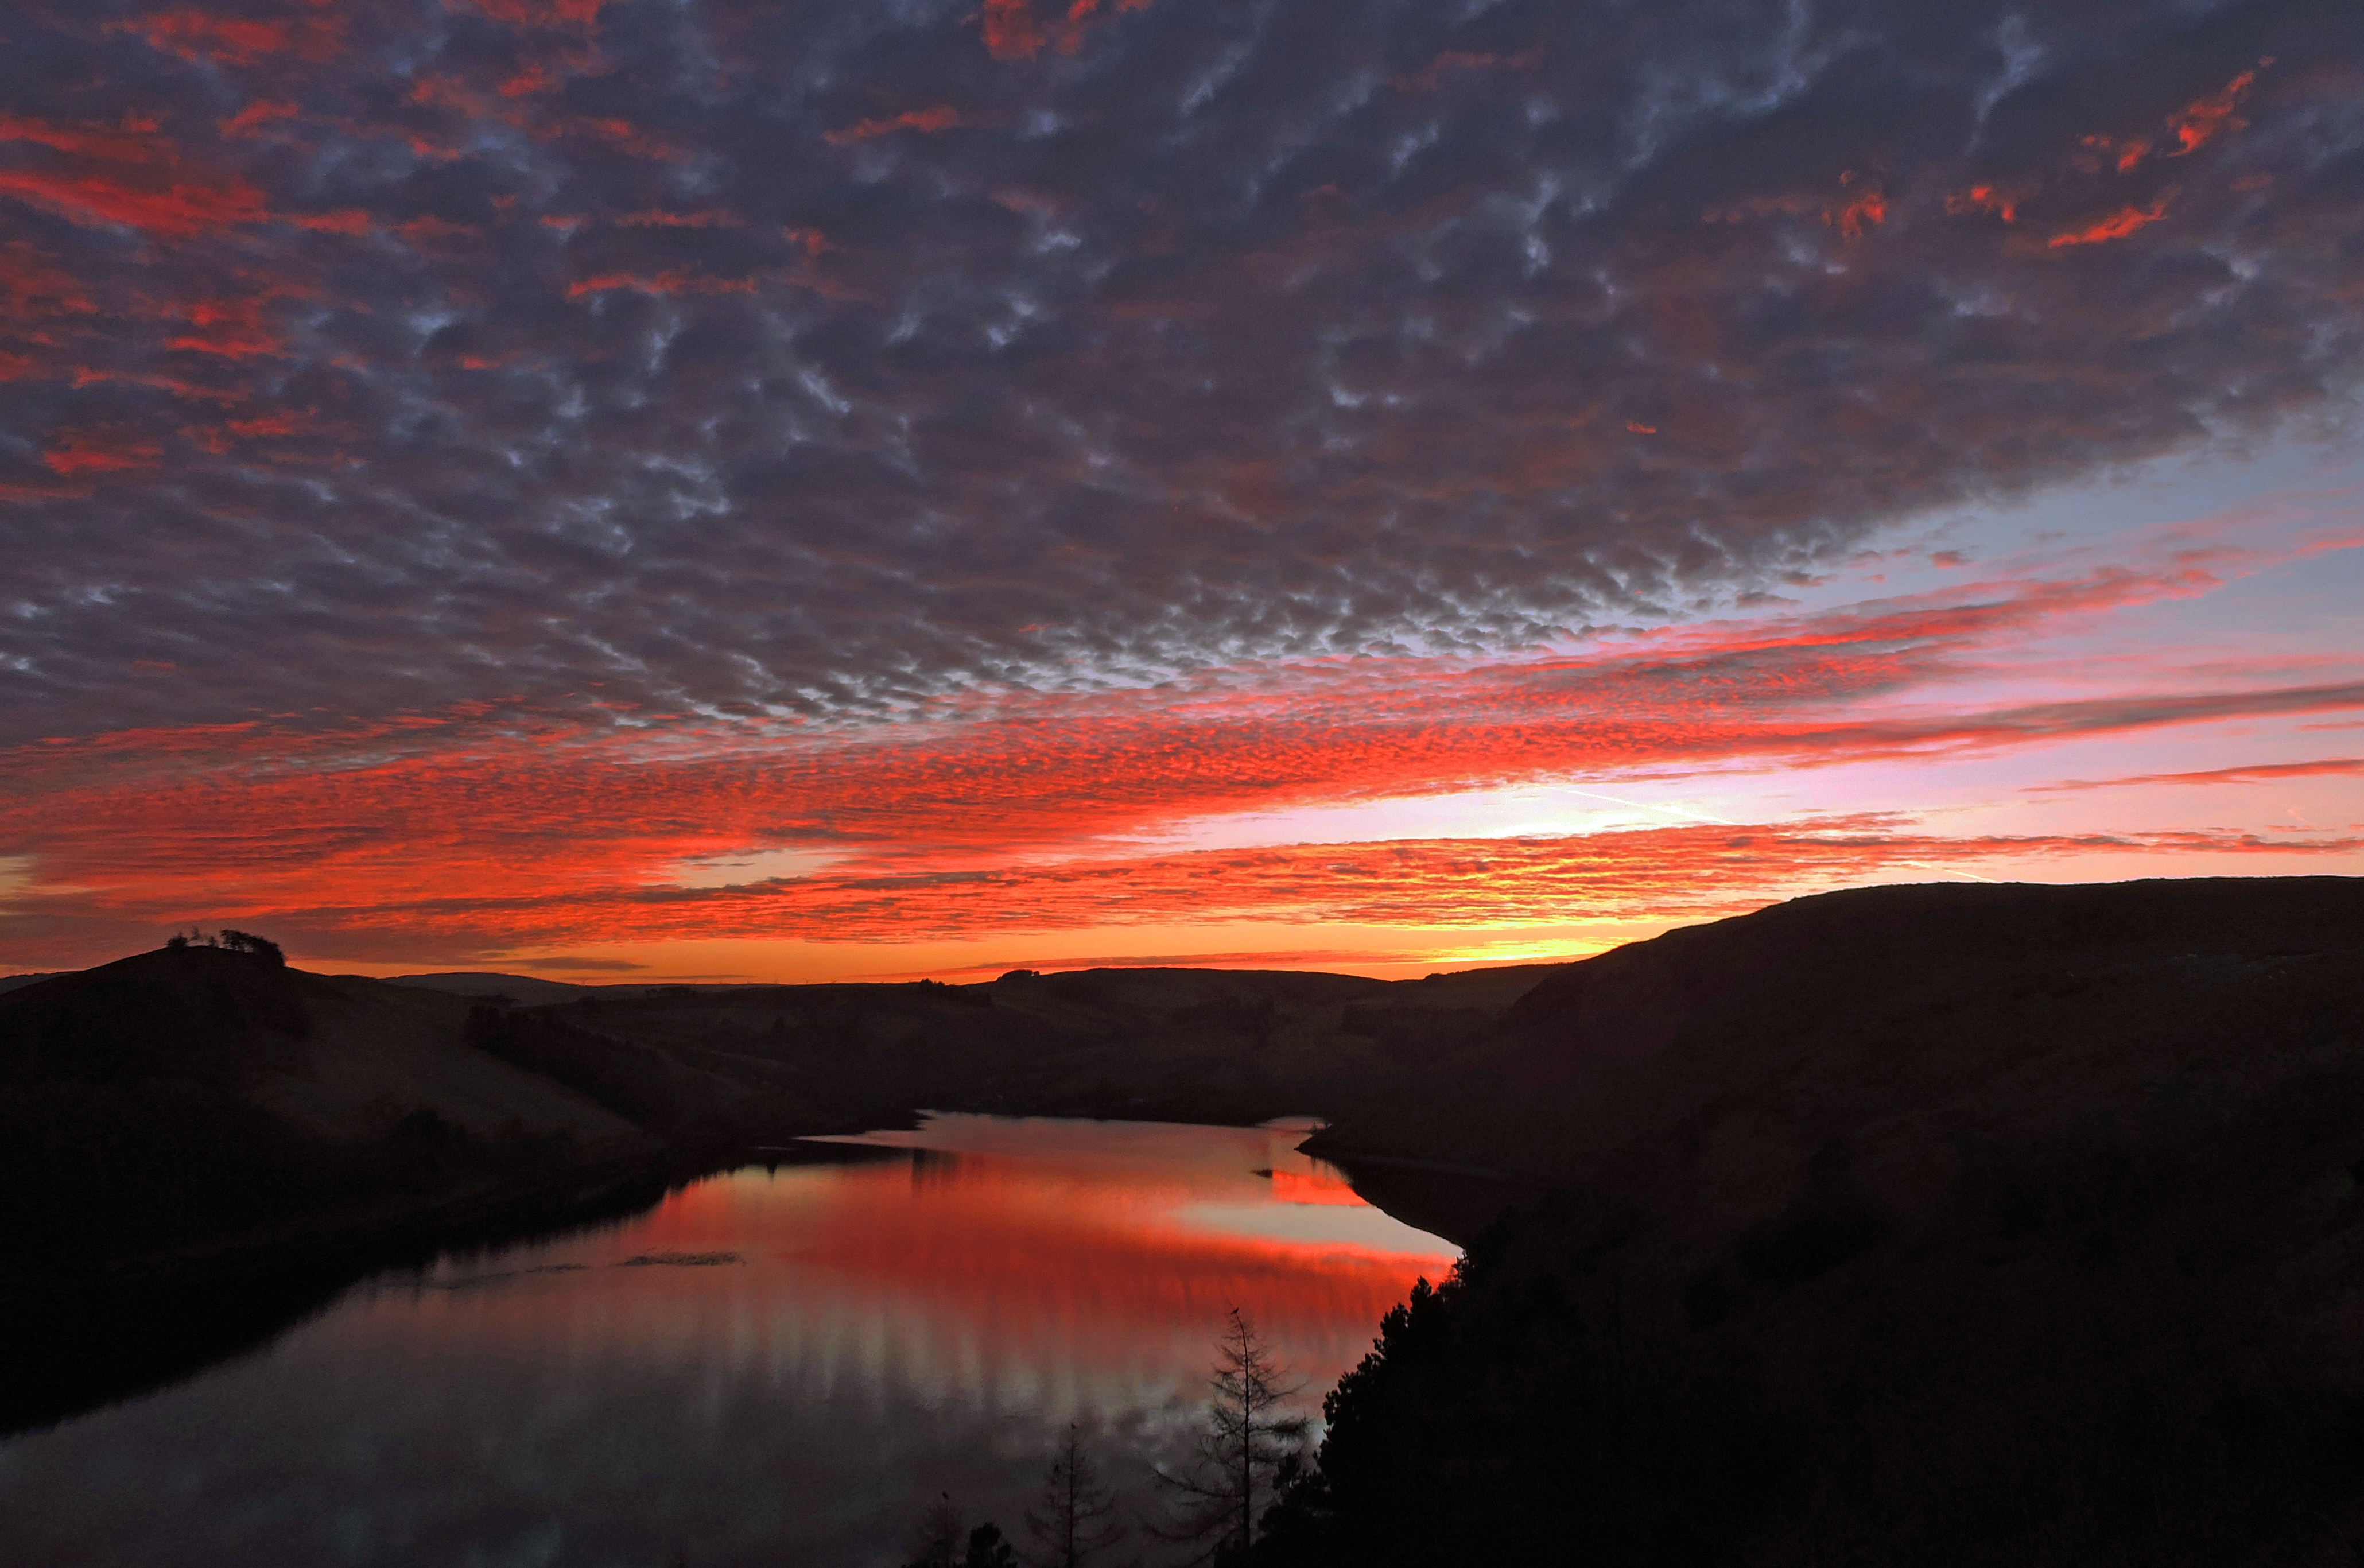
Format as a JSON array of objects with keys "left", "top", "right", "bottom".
[
  {"left": 1899, "top": 860, "right": 2004, "bottom": 883},
  {"left": 1562, "top": 787, "right": 1739, "bottom": 825}
]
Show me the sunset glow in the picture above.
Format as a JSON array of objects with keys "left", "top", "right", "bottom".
[{"left": 2, "top": 1, "right": 2358, "bottom": 981}]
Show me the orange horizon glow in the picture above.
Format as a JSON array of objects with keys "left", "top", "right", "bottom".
[{"left": 1, "top": 6, "right": 2359, "bottom": 986}]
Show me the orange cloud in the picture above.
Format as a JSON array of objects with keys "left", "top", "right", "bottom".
[{"left": 2032, "top": 757, "right": 2364, "bottom": 793}]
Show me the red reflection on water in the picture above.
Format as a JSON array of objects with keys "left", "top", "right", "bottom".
[
  {"left": 1267, "top": 1167, "right": 1367, "bottom": 1206},
  {"left": 367, "top": 1118, "right": 1457, "bottom": 1413}
]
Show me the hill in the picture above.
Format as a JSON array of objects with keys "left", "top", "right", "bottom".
[
  {"left": 542, "top": 962, "right": 1560, "bottom": 1128},
  {"left": 0, "top": 946, "right": 823, "bottom": 1298},
  {"left": 1309, "top": 876, "right": 2364, "bottom": 1244},
  {"left": 1270, "top": 877, "right": 2364, "bottom": 1566},
  {"left": 382, "top": 970, "right": 601, "bottom": 1006}
]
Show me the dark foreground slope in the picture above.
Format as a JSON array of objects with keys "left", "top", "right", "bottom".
[
  {"left": 1275, "top": 878, "right": 2364, "bottom": 1566},
  {"left": 0, "top": 945, "right": 826, "bottom": 1430}
]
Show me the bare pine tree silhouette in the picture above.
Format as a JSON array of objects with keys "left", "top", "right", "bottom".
[
  {"left": 1152, "top": 1309, "right": 1308, "bottom": 1563},
  {"left": 1025, "top": 1424, "right": 1129, "bottom": 1568}
]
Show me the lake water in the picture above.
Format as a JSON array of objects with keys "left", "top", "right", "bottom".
[{"left": 0, "top": 1115, "right": 1457, "bottom": 1567}]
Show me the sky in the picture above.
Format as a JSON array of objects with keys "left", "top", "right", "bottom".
[{"left": 2, "top": 0, "right": 2360, "bottom": 983}]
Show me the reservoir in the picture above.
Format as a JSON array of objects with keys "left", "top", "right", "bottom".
[{"left": 0, "top": 1115, "right": 1457, "bottom": 1566}]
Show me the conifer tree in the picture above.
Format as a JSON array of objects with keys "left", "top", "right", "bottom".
[
  {"left": 1154, "top": 1309, "right": 1307, "bottom": 1562},
  {"left": 1025, "top": 1424, "right": 1127, "bottom": 1568}
]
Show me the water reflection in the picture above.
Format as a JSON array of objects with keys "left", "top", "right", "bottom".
[{"left": 0, "top": 1116, "right": 1455, "bottom": 1567}]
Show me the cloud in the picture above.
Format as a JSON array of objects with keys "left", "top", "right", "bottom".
[
  {"left": 2032, "top": 758, "right": 2364, "bottom": 793},
  {"left": 0, "top": 0, "right": 2357, "bottom": 968},
  {"left": 3, "top": 513, "right": 2358, "bottom": 968},
  {"left": 0, "top": 0, "right": 2350, "bottom": 751},
  {"left": 824, "top": 107, "right": 966, "bottom": 145}
]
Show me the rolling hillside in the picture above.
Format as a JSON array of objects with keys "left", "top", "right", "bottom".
[{"left": 1274, "top": 877, "right": 2364, "bottom": 1566}]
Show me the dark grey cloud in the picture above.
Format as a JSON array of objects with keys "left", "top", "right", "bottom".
[{"left": 0, "top": 0, "right": 2358, "bottom": 746}]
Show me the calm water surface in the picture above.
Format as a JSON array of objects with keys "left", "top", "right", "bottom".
[{"left": 0, "top": 1115, "right": 1456, "bottom": 1567}]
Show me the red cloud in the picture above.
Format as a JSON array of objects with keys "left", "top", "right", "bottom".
[
  {"left": 128, "top": 10, "right": 288, "bottom": 64},
  {"left": 1825, "top": 173, "right": 1886, "bottom": 240},
  {"left": 2048, "top": 195, "right": 2172, "bottom": 249},
  {"left": 618, "top": 208, "right": 744, "bottom": 228},
  {"left": 2167, "top": 63, "right": 2267, "bottom": 156},
  {"left": 222, "top": 99, "right": 304, "bottom": 139},
  {"left": 0, "top": 114, "right": 268, "bottom": 236},
  {"left": 290, "top": 208, "right": 372, "bottom": 234},
  {"left": 568, "top": 271, "right": 764, "bottom": 299},
  {"left": 6, "top": 531, "right": 2358, "bottom": 964},
  {"left": 164, "top": 291, "right": 286, "bottom": 358},
  {"left": 1944, "top": 184, "right": 2023, "bottom": 223},
  {"left": 982, "top": 0, "right": 1050, "bottom": 59},
  {"left": 824, "top": 107, "right": 965, "bottom": 146},
  {"left": 122, "top": 7, "right": 346, "bottom": 63},
  {"left": 392, "top": 214, "right": 480, "bottom": 243},
  {"left": 458, "top": 0, "right": 609, "bottom": 30},
  {"left": 980, "top": 0, "right": 1149, "bottom": 61},
  {"left": 43, "top": 429, "right": 164, "bottom": 475},
  {"left": 0, "top": 169, "right": 267, "bottom": 236}
]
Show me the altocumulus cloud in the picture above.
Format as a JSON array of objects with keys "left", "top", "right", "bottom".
[{"left": 0, "top": 0, "right": 2359, "bottom": 751}]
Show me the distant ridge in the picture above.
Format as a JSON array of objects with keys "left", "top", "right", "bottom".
[
  {"left": 383, "top": 971, "right": 599, "bottom": 1006},
  {"left": 0, "top": 972, "right": 61, "bottom": 996},
  {"left": 382, "top": 972, "right": 790, "bottom": 1004}
]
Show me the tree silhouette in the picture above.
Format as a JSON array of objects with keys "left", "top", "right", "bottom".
[
  {"left": 903, "top": 1493, "right": 965, "bottom": 1568},
  {"left": 1154, "top": 1309, "right": 1308, "bottom": 1563},
  {"left": 960, "top": 1522, "right": 1018, "bottom": 1568},
  {"left": 218, "top": 930, "right": 286, "bottom": 966},
  {"left": 1026, "top": 1424, "right": 1128, "bottom": 1568}
]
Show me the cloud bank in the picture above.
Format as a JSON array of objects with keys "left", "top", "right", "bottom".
[{"left": 0, "top": 0, "right": 2358, "bottom": 746}]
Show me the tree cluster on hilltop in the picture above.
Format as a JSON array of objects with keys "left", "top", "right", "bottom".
[{"left": 165, "top": 927, "right": 286, "bottom": 965}]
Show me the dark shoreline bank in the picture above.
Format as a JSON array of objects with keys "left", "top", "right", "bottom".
[{"left": 0, "top": 1136, "right": 907, "bottom": 1438}]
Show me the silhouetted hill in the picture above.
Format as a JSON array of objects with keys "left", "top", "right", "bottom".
[
  {"left": 383, "top": 970, "right": 599, "bottom": 1006},
  {"left": 1269, "top": 877, "right": 2364, "bottom": 1566},
  {"left": 0, "top": 972, "right": 61, "bottom": 996},
  {"left": 1311, "top": 876, "right": 2364, "bottom": 1240},
  {"left": 548, "top": 964, "right": 1554, "bottom": 1128},
  {"left": 0, "top": 946, "right": 818, "bottom": 1301}
]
